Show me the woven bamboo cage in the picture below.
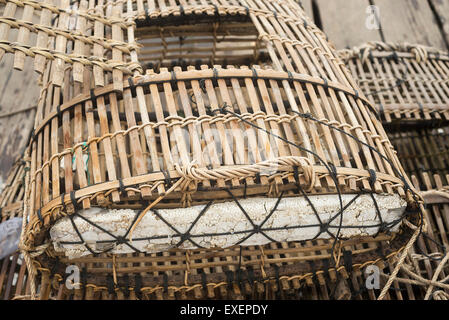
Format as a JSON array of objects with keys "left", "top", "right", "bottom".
[
  {"left": 338, "top": 42, "right": 449, "bottom": 300},
  {"left": 0, "top": 154, "right": 419, "bottom": 301},
  {"left": 0, "top": 1, "right": 423, "bottom": 299},
  {"left": 339, "top": 42, "right": 449, "bottom": 126},
  {"left": 0, "top": 158, "right": 32, "bottom": 300},
  {"left": 374, "top": 127, "right": 449, "bottom": 300},
  {"left": 388, "top": 126, "right": 449, "bottom": 285}
]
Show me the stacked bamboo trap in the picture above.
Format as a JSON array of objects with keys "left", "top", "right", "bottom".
[
  {"left": 340, "top": 42, "right": 449, "bottom": 300},
  {"left": 0, "top": 1, "right": 423, "bottom": 300},
  {"left": 339, "top": 42, "right": 449, "bottom": 126},
  {"left": 0, "top": 159, "right": 32, "bottom": 300}
]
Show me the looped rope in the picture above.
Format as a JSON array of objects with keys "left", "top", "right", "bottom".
[
  {"left": 378, "top": 215, "right": 426, "bottom": 300},
  {"left": 433, "top": 290, "right": 449, "bottom": 300},
  {"left": 410, "top": 45, "right": 428, "bottom": 63},
  {"left": 174, "top": 156, "right": 315, "bottom": 190},
  {"left": 127, "top": 156, "right": 315, "bottom": 241},
  {"left": 339, "top": 41, "right": 444, "bottom": 65}
]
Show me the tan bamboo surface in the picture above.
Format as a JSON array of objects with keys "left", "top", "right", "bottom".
[
  {"left": 0, "top": 121, "right": 445, "bottom": 300},
  {"left": 370, "top": 130, "right": 449, "bottom": 301},
  {"left": 0, "top": 0, "right": 423, "bottom": 300},
  {"left": 0, "top": 156, "right": 423, "bottom": 300},
  {"left": 336, "top": 42, "right": 449, "bottom": 300},
  {"left": 0, "top": 158, "right": 33, "bottom": 300},
  {"left": 339, "top": 42, "right": 449, "bottom": 124},
  {"left": 24, "top": 130, "right": 447, "bottom": 301},
  {"left": 0, "top": 155, "right": 420, "bottom": 300}
]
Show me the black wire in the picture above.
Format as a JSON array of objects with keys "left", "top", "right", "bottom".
[
  {"left": 291, "top": 110, "right": 447, "bottom": 261},
  {"left": 213, "top": 103, "right": 350, "bottom": 265},
  {"left": 63, "top": 61, "right": 447, "bottom": 271}
]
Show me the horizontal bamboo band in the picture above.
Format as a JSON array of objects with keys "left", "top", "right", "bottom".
[
  {"left": 341, "top": 50, "right": 449, "bottom": 63},
  {"left": 422, "top": 190, "right": 449, "bottom": 205},
  {"left": 44, "top": 233, "right": 407, "bottom": 292},
  {"left": 31, "top": 164, "right": 406, "bottom": 226},
  {"left": 30, "top": 67, "right": 374, "bottom": 140},
  {"left": 339, "top": 41, "right": 449, "bottom": 63}
]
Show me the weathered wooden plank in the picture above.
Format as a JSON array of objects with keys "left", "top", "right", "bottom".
[
  {"left": 429, "top": 0, "right": 449, "bottom": 50},
  {"left": 315, "top": 0, "right": 381, "bottom": 49},
  {"left": 299, "top": 0, "right": 314, "bottom": 20},
  {"left": 0, "top": 54, "right": 39, "bottom": 191},
  {"left": 374, "top": 0, "right": 446, "bottom": 49}
]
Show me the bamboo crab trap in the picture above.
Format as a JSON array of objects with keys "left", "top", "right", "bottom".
[
  {"left": 339, "top": 42, "right": 449, "bottom": 300},
  {"left": 386, "top": 127, "right": 449, "bottom": 300},
  {"left": 0, "top": 1, "right": 424, "bottom": 299},
  {"left": 339, "top": 42, "right": 449, "bottom": 126},
  {"left": 0, "top": 157, "right": 430, "bottom": 300}
]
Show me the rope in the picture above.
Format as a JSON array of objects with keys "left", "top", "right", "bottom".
[
  {"left": 127, "top": 156, "right": 314, "bottom": 241},
  {"left": 424, "top": 251, "right": 449, "bottom": 300},
  {"left": 377, "top": 217, "right": 425, "bottom": 300},
  {"left": 0, "top": 40, "right": 143, "bottom": 75},
  {"left": 18, "top": 147, "right": 38, "bottom": 299},
  {"left": 433, "top": 291, "right": 449, "bottom": 300},
  {"left": 339, "top": 41, "right": 448, "bottom": 64},
  {"left": 398, "top": 264, "right": 449, "bottom": 290}
]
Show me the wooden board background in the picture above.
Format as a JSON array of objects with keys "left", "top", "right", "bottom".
[
  {"left": 313, "top": 0, "right": 449, "bottom": 50},
  {"left": 0, "top": 55, "right": 39, "bottom": 191},
  {"left": 315, "top": 0, "right": 382, "bottom": 49},
  {"left": 429, "top": 0, "right": 449, "bottom": 47},
  {"left": 0, "top": 5, "right": 40, "bottom": 191}
]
